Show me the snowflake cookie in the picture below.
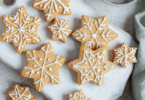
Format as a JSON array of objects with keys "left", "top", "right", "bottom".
[
  {"left": 71, "top": 15, "right": 118, "bottom": 50},
  {"left": 48, "top": 18, "right": 72, "bottom": 43},
  {"left": 67, "top": 45, "right": 116, "bottom": 86},
  {"left": 0, "top": 6, "right": 41, "bottom": 54},
  {"left": 113, "top": 43, "right": 137, "bottom": 68},
  {"left": 32, "top": 0, "right": 71, "bottom": 22},
  {"left": 68, "top": 89, "right": 92, "bottom": 100},
  {"left": 7, "top": 83, "right": 35, "bottom": 100},
  {"left": 21, "top": 42, "right": 66, "bottom": 92}
]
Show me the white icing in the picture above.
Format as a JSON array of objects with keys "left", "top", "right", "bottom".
[
  {"left": 73, "top": 16, "right": 117, "bottom": 49},
  {"left": 44, "top": 75, "right": 47, "bottom": 78},
  {"left": 97, "top": 69, "right": 100, "bottom": 72},
  {"left": 49, "top": 68, "right": 52, "bottom": 71},
  {"left": 9, "top": 84, "right": 31, "bottom": 100},
  {"left": 84, "top": 69, "right": 87, "bottom": 72},
  {"left": 33, "top": 0, "right": 71, "bottom": 21},
  {"left": 72, "top": 49, "right": 114, "bottom": 85},
  {"left": 47, "top": 58, "right": 51, "bottom": 62},
  {"left": 2, "top": 7, "right": 41, "bottom": 51},
  {"left": 36, "top": 72, "right": 39, "bottom": 74},
  {"left": 48, "top": 18, "right": 72, "bottom": 42},
  {"left": 24, "top": 44, "right": 64, "bottom": 91},
  {"left": 33, "top": 65, "right": 36, "bottom": 67},
  {"left": 39, "top": 58, "right": 42, "bottom": 60},
  {"left": 114, "top": 43, "right": 137, "bottom": 67}
]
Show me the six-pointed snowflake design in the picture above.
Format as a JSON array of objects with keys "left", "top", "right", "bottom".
[
  {"left": 48, "top": 18, "right": 72, "bottom": 43},
  {"left": 68, "top": 89, "right": 92, "bottom": 100},
  {"left": 7, "top": 83, "right": 35, "bottom": 100},
  {"left": 67, "top": 46, "right": 116, "bottom": 86},
  {"left": 0, "top": 6, "right": 41, "bottom": 54},
  {"left": 32, "top": 0, "right": 71, "bottom": 22},
  {"left": 113, "top": 43, "right": 137, "bottom": 68},
  {"left": 21, "top": 42, "right": 66, "bottom": 92},
  {"left": 71, "top": 15, "right": 118, "bottom": 50}
]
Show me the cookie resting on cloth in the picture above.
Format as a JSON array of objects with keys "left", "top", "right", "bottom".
[
  {"left": 0, "top": 6, "right": 41, "bottom": 54},
  {"left": 48, "top": 18, "right": 72, "bottom": 43},
  {"left": 68, "top": 89, "right": 92, "bottom": 100},
  {"left": 21, "top": 42, "right": 66, "bottom": 92},
  {"left": 32, "top": 0, "right": 71, "bottom": 22},
  {"left": 67, "top": 45, "right": 116, "bottom": 86},
  {"left": 113, "top": 42, "right": 137, "bottom": 68},
  {"left": 71, "top": 15, "right": 118, "bottom": 50},
  {"left": 7, "top": 83, "right": 35, "bottom": 100}
]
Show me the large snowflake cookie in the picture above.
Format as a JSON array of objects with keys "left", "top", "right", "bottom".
[
  {"left": 0, "top": 6, "right": 41, "bottom": 54},
  {"left": 67, "top": 45, "right": 116, "bottom": 86},
  {"left": 68, "top": 89, "right": 92, "bottom": 100},
  {"left": 71, "top": 15, "right": 118, "bottom": 50},
  {"left": 21, "top": 42, "right": 66, "bottom": 92},
  {"left": 7, "top": 83, "right": 35, "bottom": 100},
  {"left": 48, "top": 18, "right": 72, "bottom": 43},
  {"left": 32, "top": 0, "right": 71, "bottom": 22},
  {"left": 113, "top": 43, "right": 137, "bottom": 68}
]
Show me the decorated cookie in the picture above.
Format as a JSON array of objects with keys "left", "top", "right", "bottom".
[
  {"left": 48, "top": 18, "right": 72, "bottom": 43},
  {"left": 113, "top": 43, "right": 137, "bottom": 68},
  {"left": 32, "top": 0, "right": 71, "bottom": 22},
  {"left": 71, "top": 15, "right": 118, "bottom": 50},
  {"left": 21, "top": 42, "right": 66, "bottom": 92},
  {"left": 7, "top": 83, "right": 35, "bottom": 100},
  {"left": 0, "top": 6, "right": 41, "bottom": 54},
  {"left": 67, "top": 45, "right": 116, "bottom": 86},
  {"left": 68, "top": 89, "right": 92, "bottom": 100}
]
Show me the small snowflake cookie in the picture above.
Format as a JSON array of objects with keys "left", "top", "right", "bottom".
[
  {"left": 113, "top": 43, "right": 137, "bottom": 68},
  {"left": 0, "top": 6, "right": 41, "bottom": 54},
  {"left": 67, "top": 45, "right": 116, "bottom": 86},
  {"left": 48, "top": 18, "right": 72, "bottom": 43},
  {"left": 21, "top": 42, "right": 66, "bottom": 92},
  {"left": 68, "top": 89, "right": 92, "bottom": 100},
  {"left": 71, "top": 15, "right": 118, "bottom": 50},
  {"left": 32, "top": 0, "right": 71, "bottom": 22},
  {"left": 7, "top": 83, "right": 35, "bottom": 100}
]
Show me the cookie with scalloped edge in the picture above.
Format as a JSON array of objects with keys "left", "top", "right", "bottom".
[{"left": 32, "top": 0, "right": 71, "bottom": 22}]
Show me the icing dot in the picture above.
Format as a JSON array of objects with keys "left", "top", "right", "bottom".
[
  {"left": 33, "top": 65, "right": 36, "bottom": 67},
  {"left": 39, "top": 58, "right": 42, "bottom": 60},
  {"left": 44, "top": 75, "right": 47, "bottom": 78},
  {"left": 36, "top": 72, "right": 39, "bottom": 74},
  {"left": 47, "top": 58, "right": 51, "bottom": 62},
  {"left": 97, "top": 69, "right": 101, "bottom": 72},
  {"left": 85, "top": 62, "right": 87, "bottom": 65},
  {"left": 52, "top": 10, "right": 54, "bottom": 12},
  {"left": 84, "top": 69, "right": 87, "bottom": 72},
  {"left": 40, "top": 4, "right": 42, "bottom": 7},
  {"left": 90, "top": 73, "right": 93, "bottom": 76},
  {"left": 92, "top": 34, "right": 97, "bottom": 38},
  {"left": 15, "top": 95, "right": 18, "bottom": 98},
  {"left": 48, "top": 68, "right": 52, "bottom": 71},
  {"left": 48, "top": 6, "right": 50, "bottom": 9},
  {"left": 92, "top": 59, "right": 95, "bottom": 62},
  {"left": 59, "top": 6, "right": 61, "bottom": 9},
  {"left": 98, "top": 62, "right": 100, "bottom": 65}
]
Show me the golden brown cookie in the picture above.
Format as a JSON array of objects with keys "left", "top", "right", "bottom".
[
  {"left": 32, "top": 0, "right": 71, "bottom": 22},
  {"left": 68, "top": 89, "right": 92, "bottom": 100},
  {"left": 113, "top": 43, "right": 137, "bottom": 68},
  {"left": 71, "top": 15, "right": 118, "bottom": 50},
  {"left": 7, "top": 83, "right": 35, "bottom": 100},
  {"left": 67, "top": 45, "right": 116, "bottom": 86},
  {"left": 0, "top": 6, "right": 41, "bottom": 54},
  {"left": 48, "top": 18, "right": 72, "bottom": 43},
  {"left": 21, "top": 42, "right": 66, "bottom": 92}
]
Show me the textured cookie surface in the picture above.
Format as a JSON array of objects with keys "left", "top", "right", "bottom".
[
  {"left": 67, "top": 45, "right": 116, "bottom": 86},
  {"left": 48, "top": 18, "right": 72, "bottom": 43},
  {"left": 32, "top": 0, "right": 71, "bottom": 22},
  {"left": 21, "top": 42, "right": 66, "bottom": 92},
  {"left": 68, "top": 89, "right": 92, "bottom": 100},
  {"left": 113, "top": 43, "right": 137, "bottom": 68},
  {"left": 7, "top": 83, "right": 35, "bottom": 100},
  {"left": 0, "top": 6, "right": 41, "bottom": 54},
  {"left": 71, "top": 15, "right": 118, "bottom": 50}
]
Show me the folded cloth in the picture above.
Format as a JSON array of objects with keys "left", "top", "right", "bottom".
[{"left": 132, "top": 10, "right": 145, "bottom": 100}]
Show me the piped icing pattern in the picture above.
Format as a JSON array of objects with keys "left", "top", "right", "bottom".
[
  {"left": 68, "top": 89, "right": 92, "bottom": 100},
  {"left": 0, "top": 6, "right": 41, "bottom": 54},
  {"left": 113, "top": 43, "right": 137, "bottom": 68},
  {"left": 67, "top": 45, "right": 116, "bottom": 86},
  {"left": 21, "top": 42, "right": 66, "bottom": 92},
  {"left": 71, "top": 15, "right": 118, "bottom": 50},
  {"left": 48, "top": 18, "right": 72, "bottom": 43},
  {"left": 32, "top": 0, "right": 71, "bottom": 22},
  {"left": 7, "top": 83, "right": 35, "bottom": 100}
]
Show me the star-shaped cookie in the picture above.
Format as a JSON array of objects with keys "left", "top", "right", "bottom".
[
  {"left": 7, "top": 83, "right": 35, "bottom": 100},
  {"left": 113, "top": 43, "right": 137, "bottom": 68},
  {"left": 68, "top": 89, "right": 92, "bottom": 100},
  {"left": 48, "top": 18, "right": 72, "bottom": 43},
  {"left": 32, "top": 0, "right": 71, "bottom": 22},
  {"left": 0, "top": 6, "right": 41, "bottom": 54},
  {"left": 71, "top": 15, "right": 118, "bottom": 50},
  {"left": 21, "top": 42, "right": 66, "bottom": 92},
  {"left": 67, "top": 45, "right": 116, "bottom": 86}
]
